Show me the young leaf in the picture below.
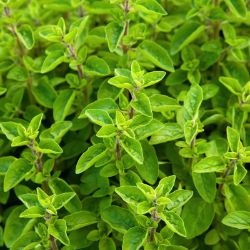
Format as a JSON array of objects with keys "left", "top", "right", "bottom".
[
  {"left": 192, "top": 156, "right": 226, "bottom": 173},
  {"left": 120, "top": 136, "right": 144, "bottom": 164},
  {"left": 233, "top": 162, "right": 247, "bottom": 185},
  {"left": 75, "top": 143, "right": 107, "bottom": 173},
  {"left": 0, "top": 156, "right": 16, "bottom": 175},
  {"left": 149, "top": 94, "right": 180, "bottom": 112},
  {"left": 20, "top": 206, "right": 45, "bottom": 218},
  {"left": 156, "top": 175, "right": 176, "bottom": 196},
  {"left": 135, "top": 0, "right": 167, "bottom": 15},
  {"left": 38, "top": 138, "right": 63, "bottom": 154},
  {"left": 122, "top": 226, "right": 148, "bottom": 250},
  {"left": 219, "top": 77, "right": 242, "bottom": 96},
  {"left": 41, "top": 50, "right": 66, "bottom": 73},
  {"left": 28, "top": 113, "right": 43, "bottom": 134},
  {"left": 4, "top": 159, "right": 33, "bottom": 192},
  {"left": 99, "top": 237, "right": 116, "bottom": 250},
  {"left": 166, "top": 190, "right": 193, "bottom": 210},
  {"left": 52, "top": 192, "right": 76, "bottom": 210},
  {"left": 105, "top": 21, "right": 125, "bottom": 52},
  {"left": 139, "top": 40, "right": 174, "bottom": 72},
  {"left": 48, "top": 219, "right": 70, "bottom": 246},
  {"left": 143, "top": 71, "right": 166, "bottom": 87},
  {"left": 96, "top": 124, "right": 117, "bottom": 138}
]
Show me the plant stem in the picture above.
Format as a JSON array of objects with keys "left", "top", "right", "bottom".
[
  {"left": 121, "top": 0, "right": 130, "bottom": 53},
  {"left": 115, "top": 137, "right": 121, "bottom": 161},
  {"left": 49, "top": 235, "right": 59, "bottom": 250},
  {"left": 219, "top": 159, "right": 237, "bottom": 190}
]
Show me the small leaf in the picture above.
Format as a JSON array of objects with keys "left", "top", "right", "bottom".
[
  {"left": 96, "top": 124, "right": 117, "bottom": 138},
  {"left": 41, "top": 50, "right": 66, "bottom": 73},
  {"left": 192, "top": 156, "right": 226, "bottom": 173},
  {"left": 48, "top": 219, "right": 70, "bottom": 246},
  {"left": 156, "top": 175, "right": 176, "bottom": 196},
  {"left": 150, "top": 123, "right": 183, "bottom": 145},
  {"left": 149, "top": 94, "right": 180, "bottom": 112},
  {"left": 28, "top": 113, "right": 43, "bottom": 134},
  {"left": 0, "top": 122, "right": 25, "bottom": 141},
  {"left": 139, "top": 40, "right": 174, "bottom": 72},
  {"left": 64, "top": 211, "right": 97, "bottom": 231},
  {"left": 234, "top": 162, "right": 247, "bottom": 185},
  {"left": 161, "top": 211, "right": 186, "bottom": 237},
  {"left": 4, "top": 159, "right": 33, "bottom": 192},
  {"left": 122, "top": 226, "right": 148, "bottom": 250},
  {"left": 52, "top": 192, "right": 76, "bottom": 210},
  {"left": 85, "top": 56, "right": 110, "bottom": 76},
  {"left": 38, "top": 138, "right": 63, "bottom": 154},
  {"left": 17, "top": 24, "right": 35, "bottom": 49},
  {"left": 143, "top": 71, "right": 166, "bottom": 87},
  {"left": 7, "top": 66, "right": 28, "bottom": 81},
  {"left": 227, "top": 127, "right": 240, "bottom": 152},
  {"left": 135, "top": 0, "right": 167, "bottom": 15},
  {"left": 166, "top": 190, "right": 193, "bottom": 210},
  {"left": 130, "top": 93, "right": 152, "bottom": 117},
  {"left": 76, "top": 143, "right": 107, "bottom": 174},
  {"left": 101, "top": 205, "right": 138, "bottom": 233},
  {"left": 184, "top": 84, "right": 203, "bottom": 120},
  {"left": 120, "top": 136, "right": 144, "bottom": 164},
  {"left": 20, "top": 206, "right": 45, "bottom": 218},
  {"left": 99, "top": 237, "right": 116, "bottom": 250},
  {"left": 222, "top": 211, "right": 250, "bottom": 229},
  {"left": 53, "top": 89, "right": 76, "bottom": 122},
  {"left": 171, "top": 22, "right": 205, "bottom": 54},
  {"left": 219, "top": 76, "right": 242, "bottom": 96},
  {"left": 85, "top": 109, "right": 113, "bottom": 126},
  {"left": 105, "top": 21, "right": 125, "bottom": 52}
]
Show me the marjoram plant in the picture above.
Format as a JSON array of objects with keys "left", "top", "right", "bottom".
[{"left": 0, "top": 0, "right": 250, "bottom": 249}]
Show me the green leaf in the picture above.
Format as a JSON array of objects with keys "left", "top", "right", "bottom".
[
  {"left": 136, "top": 140, "right": 159, "bottom": 184},
  {"left": 135, "top": 0, "right": 167, "bottom": 15},
  {"left": 39, "top": 25, "right": 63, "bottom": 42},
  {"left": 96, "top": 124, "right": 117, "bottom": 138},
  {"left": 0, "top": 156, "right": 16, "bottom": 175},
  {"left": 108, "top": 75, "right": 133, "bottom": 89},
  {"left": 31, "top": 77, "right": 57, "bottom": 108},
  {"left": 149, "top": 94, "right": 180, "bottom": 112},
  {"left": 192, "top": 172, "right": 216, "bottom": 203},
  {"left": 20, "top": 206, "right": 45, "bottom": 218},
  {"left": 85, "top": 109, "right": 113, "bottom": 126},
  {"left": 166, "top": 190, "right": 193, "bottom": 210},
  {"left": 48, "top": 219, "right": 70, "bottom": 246},
  {"left": 48, "top": 178, "right": 82, "bottom": 213},
  {"left": 234, "top": 162, "right": 247, "bottom": 185},
  {"left": 150, "top": 123, "right": 183, "bottom": 145},
  {"left": 139, "top": 40, "right": 174, "bottom": 72},
  {"left": 79, "top": 98, "right": 118, "bottom": 119},
  {"left": 131, "top": 93, "right": 152, "bottom": 117},
  {"left": 115, "top": 186, "right": 146, "bottom": 206},
  {"left": 0, "top": 59, "right": 13, "bottom": 72},
  {"left": 184, "top": 120, "right": 198, "bottom": 145},
  {"left": 7, "top": 66, "right": 28, "bottom": 81},
  {"left": 38, "top": 138, "right": 63, "bottom": 154},
  {"left": 222, "top": 211, "right": 250, "bottom": 229},
  {"left": 227, "top": 127, "right": 240, "bottom": 152},
  {"left": 224, "top": 0, "right": 247, "bottom": 17},
  {"left": 219, "top": 76, "right": 242, "bottom": 96},
  {"left": 75, "top": 143, "right": 107, "bottom": 174},
  {"left": 101, "top": 205, "right": 138, "bottom": 233},
  {"left": 4, "top": 159, "right": 33, "bottom": 192},
  {"left": 122, "top": 226, "right": 148, "bottom": 250},
  {"left": 143, "top": 71, "right": 166, "bottom": 87},
  {"left": 184, "top": 84, "right": 203, "bottom": 120},
  {"left": 161, "top": 211, "right": 186, "bottom": 237},
  {"left": 85, "top": 56, "right": 111, "bottom": 76},
  {"left": 120, "top": 136, "right": 144, "bottom": 164},
  {"left": 64, "top": 211, "right": 97, "bottom": 231},
  {"left": 182, "top": 197, "right": 214, "bottom": 238},
  {"left": 52, "top": 192, "right": 76, "bottom": 210},
  {"left": 53, "top": 89, "right": 76, "bottom": 122},
  {"left": 156, "top": 175, "right": 176, "bottom": 196},
  {"left": 192, "top": 156, "right": 226, "bottom": 173},
  {"left": 171, "top": 22, "right": 205, "bottom": 55},
  {"left": 27, "top": 113, "right": 43, "bottom": 135},
  {"left": 105, "top": 21, "right": 125, "bottom": 52},
  {"left": 11, "top": 231, "right": 40, "bottom": 250},
  {"left": 41, "top": 50, "right": 66, "bottom": 73},
  {"left": 17, "top": 24, "right": 35, "bottom": 49},
  {"left": 99, "top": 237, "right": 116, "bottom": 250},
  {"left": 3, "top": 206, "right": 29, "bottom": 248}
]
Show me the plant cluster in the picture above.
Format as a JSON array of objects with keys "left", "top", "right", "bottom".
[{"left": 0, "top": 0, "right": 249, "bottom": 249}]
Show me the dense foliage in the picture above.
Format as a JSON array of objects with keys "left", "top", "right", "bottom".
[{"left": 0, "top": 0, "right": 250, "bottom": 249}]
